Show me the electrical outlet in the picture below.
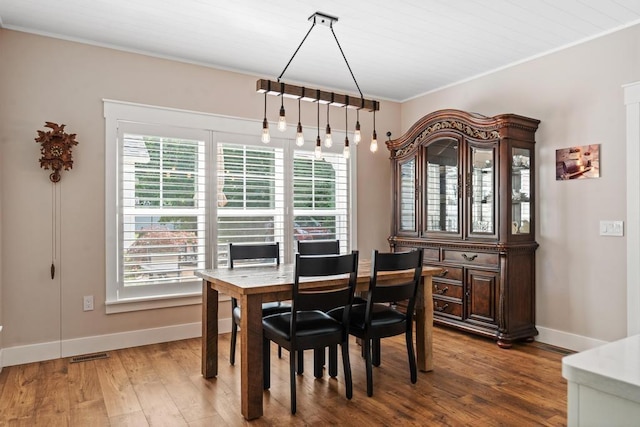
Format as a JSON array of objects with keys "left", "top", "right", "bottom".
[{"left": 83, "top": 295, "right": 94, "bottom": 311}]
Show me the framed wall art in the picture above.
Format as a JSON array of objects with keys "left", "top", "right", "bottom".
[{"left": 555, "top": 144, "right": 600, "bottom": 180}]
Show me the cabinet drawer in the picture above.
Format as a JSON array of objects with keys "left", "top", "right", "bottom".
[
  {"left": 429, "top": 265, "right": 463, "bottom": 282},
  {"left": 433, "top": 281, "right": 463, "bottom": 299},
  {"left": 442, "top": 249, "right": 498, "bottom": 267},
  {"left": 433, "top": 298, "right": 463, "bottom": 319},
  {"left": 422, "top": 248, "right": 440, "bottom": 262}
]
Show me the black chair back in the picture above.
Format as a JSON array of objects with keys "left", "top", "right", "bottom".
[
  {"left": 228, "top": 242, "right": 280, "bottom": 268},
  {"left": 227, "top": 242, "right": 285, "bottom": 366},
  {"left": 366, "top": 249, "right": 423, "bottom": 324},
  {"left": 293, "top": 252, "right": 358, "bottom": 314},
  {"left": 297, "top": 239, "right": 340, "bottom": 255}
]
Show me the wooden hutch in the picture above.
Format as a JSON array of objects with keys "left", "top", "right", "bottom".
[{"left": 386, "top": 109, "right": 540, "bottom": 348}]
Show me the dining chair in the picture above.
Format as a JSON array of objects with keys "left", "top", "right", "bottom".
[
  {"left": 228, "top": 242, "right": 290, "bottom": 365},
  {"left": 329, "top": 248, "right": 423, "bottom": 397},
  {"left": 294, "top": 238, "right": 340, "bottom": 374},
  {"left": 262, "top": 251, "right": 359, "bottom": 414},
  {"left": 297, "top": 239, "right": 340, "bottom": 256}
]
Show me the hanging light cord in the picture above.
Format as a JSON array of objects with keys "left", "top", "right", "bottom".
[
  {"left": 277, "top": 20, "right": 316, "bottom": 82},
  {"left": 329, "top": 24, "right": 363, "bottom": 99},
  {"left": 277, "top": 16, "right": 364, "bottom": 99}
]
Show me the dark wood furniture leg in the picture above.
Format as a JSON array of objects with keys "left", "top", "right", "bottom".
[
  {"left": 415, "top": 276, "right": 434, "bottom": 372},
  {"left": 241, "top": 293, "right": 264, "bottom": 420},
  {"left": 202, "top": 280, "right": 218, "bottom": 378}
]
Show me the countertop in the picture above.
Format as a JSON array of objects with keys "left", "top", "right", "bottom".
[{"left": 562, "top": 334, "right": 640, "bottom": 404}]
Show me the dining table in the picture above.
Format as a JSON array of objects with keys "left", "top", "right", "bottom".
[{"left": 196, "top": 260, "right": 442, "bottom": 420}]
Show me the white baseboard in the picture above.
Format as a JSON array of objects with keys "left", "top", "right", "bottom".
[
  {"left": 536, "top": 326, "right": 608, "bottom": 352},
  {"left": 0, "top": 320, "right": 607, "bottom": 367},
  {"left": 1, "top": 317, "right": 232, "bottom": 368}
]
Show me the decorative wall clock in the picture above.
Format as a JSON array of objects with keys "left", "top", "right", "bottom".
[
  {"left": 35, "top": 121, "right": 79, "bottom": 182},
  {"left": 34, "top": 121, "right": 79, "bottom": 279}
]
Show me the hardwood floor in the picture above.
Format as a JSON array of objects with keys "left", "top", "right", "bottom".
[{"left": 0, "top": 326, "right": 570, "bottom": 426}]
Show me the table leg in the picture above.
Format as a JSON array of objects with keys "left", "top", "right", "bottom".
[
  {"left": 415, "top": 276, "right": 434, "bottom": 372},
  {"left": 202, "top": 280, "right": 218, "bottom": 378},
  {"left": 240, "top": 294, "right": 263, "bottom": 420}
]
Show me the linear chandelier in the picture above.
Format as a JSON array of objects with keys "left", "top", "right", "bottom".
[{"left": 257, "top": 11, "right": 380, "bottom": 158}]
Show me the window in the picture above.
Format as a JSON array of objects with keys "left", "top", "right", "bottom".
[
  {"left": 216, "top": 141, "right": 285, "bottom": 265},
  {"left": 121, "top": 130, "right": 206, "bottom": 290},
  {"left": 105, "top": 100, "right": 354, "bottom": 312},
  {"left": 292, "top": 149, "right": 348, "bottom": 247},
  {"left": 216, "top": 142, "right": 349, "bottom": 265}
]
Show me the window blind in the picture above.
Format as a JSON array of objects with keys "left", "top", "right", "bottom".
[
  {"left": 121, "top": 133, "right": 206, "bottom": 287},
  {"left": 216, "top": 143, "right": 285, "bottom": 266},
  {"left": 293, "top": 150, "right": 349, "bottom": 252}
]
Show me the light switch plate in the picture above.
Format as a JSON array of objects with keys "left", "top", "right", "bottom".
[{"left": 600, "top": 220, "right": 624, "bottom": 236}]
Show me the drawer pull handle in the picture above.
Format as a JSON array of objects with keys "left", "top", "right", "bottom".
[
  {"left": 439, "top": 269, "right": 449, "bottom": 277},
  {"left": 434, "top": 285, "right": 449, "bottom": 295},
  {"left": 434, "top": 302, "right": 449, "bottom": 312},
  {"left": 462, "top": 253, "right": 478, "bottom": 261}
]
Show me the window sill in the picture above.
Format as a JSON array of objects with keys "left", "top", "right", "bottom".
[
  {"left": 105, "top": 292, "right": 231, "bottom": 314},
  {"left": 105, "top": 293, "right": 201, "bottom": 314}
]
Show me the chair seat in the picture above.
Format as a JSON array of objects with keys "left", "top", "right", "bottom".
[
  {"left": 263, "top": 311, "right": 343, "bottom": 341},
  {"left": 233, "top": 301, "right": 291, "bottom": 322},
  {"left": 328, "top": 303, "right": 406, "bottom": 331}
]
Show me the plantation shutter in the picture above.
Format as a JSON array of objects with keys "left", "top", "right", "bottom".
[
  {"left": 293, "top": 149, "right": 349, "bottom": 252},
  {"left": 120, "top": 132, "right": 206, "bottom": 290},
  {"left": 216, "top": 142, "right": 285, "bottom": 266}
]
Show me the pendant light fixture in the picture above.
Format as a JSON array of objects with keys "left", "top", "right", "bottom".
[
  {"left": 256, "top": 12, "right": 380, "bottom": 157},
  {"left": 277, "top": 83, "right": 287, "bottom": 132},
  {"left": 370, "top": 108, "right": 378, "bottom": 153},
  {"left": 344, "top": 105, "right": 350, "bottom": 159},
  {"left": 354, "top": 108, "right": 361, "bottom": 144},
  {"left": 295, "top": 98, "right": 304, "bottom": 146},
  {"left": 315, "top": 91, "right": 322, "bottom": 159},
  {"left": 261, "top": 92, "right": 270, "bottom": 144},
  {"left": 324, "top": 104, "right": 333, "bottom": 148}
]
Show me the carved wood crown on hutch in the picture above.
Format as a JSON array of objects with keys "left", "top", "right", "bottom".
[{"left": 386, "top": 109, "right": 540, "bottom": 158}]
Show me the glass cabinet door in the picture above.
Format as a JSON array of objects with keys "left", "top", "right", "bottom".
[
  {"left": 469, "top": 146, "right": 495, "bottom": 234},
  {"left": 511, "top": 147, "right": 531, "bottom": 235},
  {"left": 398, "top": 157, "right": 417, "bottom": 233},
  {"left": 425, "top": 138, "right": 459, "bottom": 234}
]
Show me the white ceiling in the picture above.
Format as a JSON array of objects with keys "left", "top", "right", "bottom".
[{"left": 1, "top": 0, "right": 640, "bottom": 102}]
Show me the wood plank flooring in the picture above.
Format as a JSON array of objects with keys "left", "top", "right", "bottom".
[{"left": 0, "top": 326, "right": 570, "bottom": 426}]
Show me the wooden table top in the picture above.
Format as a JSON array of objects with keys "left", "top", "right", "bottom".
[{"left": 196, "top": 261, "right": 442, "bottom": 296}]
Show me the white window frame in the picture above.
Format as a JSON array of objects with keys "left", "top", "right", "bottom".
[{"left": 104, "top": 100, "right": 357, "bottom": 313}]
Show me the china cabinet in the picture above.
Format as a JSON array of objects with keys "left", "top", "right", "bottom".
[{"left": 386, "top": 109, "right": 540, "bottom": 348}]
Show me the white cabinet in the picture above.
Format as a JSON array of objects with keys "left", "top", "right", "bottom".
[{"left": 562, "top": 335, "right": 640, "bottom": 426}]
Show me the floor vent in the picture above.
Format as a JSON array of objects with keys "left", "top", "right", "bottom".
[
  {"left": 70, "top": 352, "right": 109, "bottom": 363},
  {"left": 531, "top": 342, "right": 574, "bottom": 356}
]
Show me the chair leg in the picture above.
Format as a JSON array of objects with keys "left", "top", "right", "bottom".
[
  {"left": 341, "top": 339, "right": 353, "bottom": 400},
  {"left": 372, "top": 338, "right": 381, "bottom": 367},
  {"left": 313, "top": 349, "right": 324, "bottom": 378},
  {"left": 406, "top": 327, "right": 417, "bottom": 384},
  {"left": 263, "top": 337, "right": 271, "bottom": 390},
  {"left": 296, "top": 349, "right": 304, "bottom": 375},
  {"left": 328, "top": 345, "right": 338, "bottom": 377},
  {"left": 290, "top": 350, "right": 297, "bottom": 414},
  {"left": 230, "top": 320, "right": 238, "bottom": 365},
  {"left": 364, "top": 339, "right": 374, "bottom": 397}
]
